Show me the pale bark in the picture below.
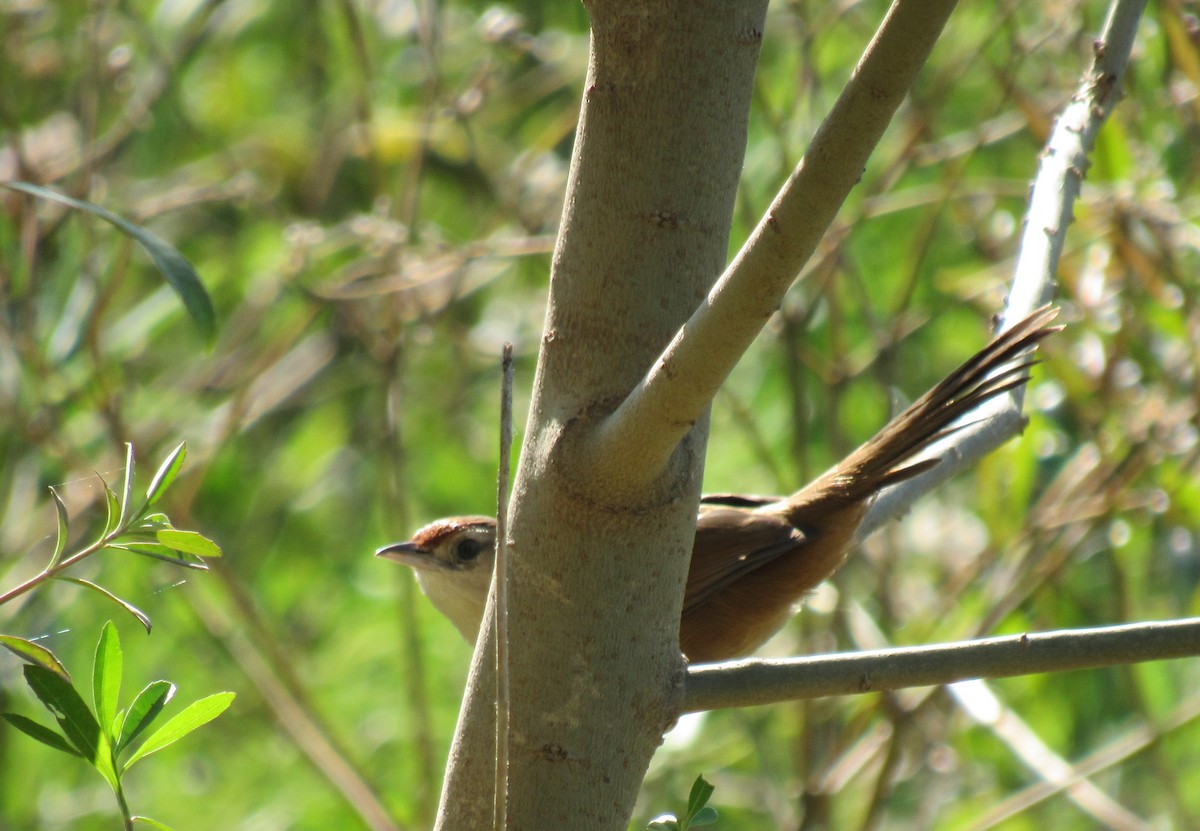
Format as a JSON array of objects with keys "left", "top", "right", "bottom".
[
  {"left": 683, "top": 616, "right": 1200, "bottom": 712},
  {"left": 435, "top": 1, "right": 962, "bottom": 828},
  {"left": 584, "top": 0, "right": 963, "bottom": 491},
  {"left": 436, "top": 3, "right": 769, "bottom": 828},
  {"left": 861, "top": 0, "right": 1149, "bottom": 538},
  {"left": 677, "top": 0, "right": 1159, "bottom": 722}
]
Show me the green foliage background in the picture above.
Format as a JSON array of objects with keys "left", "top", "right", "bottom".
[{"left": 1, "top": 0, "right": 1198, "bottom": 828}]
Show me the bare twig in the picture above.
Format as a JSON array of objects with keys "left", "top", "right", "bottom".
[
  {"left": 493, "top": 343, "right": 514, "bottom": 831},
  {"left": 860, "top": 0, "right": 1147, "bottom": 537},
  {"left": 683, "top": 617, "right": 1200, "bottom": 713},
  {"left": 1004, "top": 0, "right": 1146, "bottom": 331}
]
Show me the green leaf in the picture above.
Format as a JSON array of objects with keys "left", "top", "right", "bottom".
[
  {"left": 48, "top": 487, "right": 69, "bottom": 569},
  {"left": 2, "top": 182, "right": 216, "bottom": 341},
  {"left": 155, "top": 529, "right": 222, "bottom": 559},
  {"left": 58, "top": 577, "right": 153, "bottom": 633},
  {"left": 92, "top": 622, "right": 123, "bottom": 735},
  {"left": 120, "top": 517, "right": 175, "bottom": 539},
  {"left": 134, "top": 513, "right": 173, "bottom": 531},
  {"left": 0, "top": 634, "right": 72, "bottom": 682},
  {"left": 132, "top": 817, "right": 177, "bottom": 831},
  {"left": 650, "top": 777, "right": 716, "bottom": 831},
  {"left": 95, "top": 732, "right": 119, "bottom": 790},
  {"left": 1, "top": 712, "right": 82, "bottom": 757},
  {"left": 144, "top": 442, "right": 186, "bottom": 512},
  {"left": 685, "top": 776, "right": 715, "bottom": 824},
  {"left": 105, "top": 542, "right": 209, "bottom": 571},
  {"left": 21, "top": 665, "right": 117, "bottom": 788},
  {"left": 116, "top": 680, "right": 176, "bottom": 753},
  {"left": 23, "top": 664, "right": 100, "bottom": 756},
  {"left": 120, "top": 443, "right": 135, "bottom": 528},
  {"left": 101, "top": 476, "right": 121, "bottom": 537},
  {"left": 123, "top": 692, "right": 234, "bottom": 769}
]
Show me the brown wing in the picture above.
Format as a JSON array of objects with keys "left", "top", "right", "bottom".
[
  {"left": 700, "top": 492, "right": 785, "bottom": 508},
  {"left": 682, "top": 507, "right": 807, "bottom": 615}
]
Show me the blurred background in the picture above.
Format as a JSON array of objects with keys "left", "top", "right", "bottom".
[{"left": 1, "top": 0, "right": 1198, "bottom": 828}]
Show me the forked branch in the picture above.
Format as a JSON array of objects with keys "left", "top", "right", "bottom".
[
  {"left": 685, "top": 0, "right": 1162, "bottom": 712},
  {"left": 583, "top": 0, "right": 962, "bottom": 488}
]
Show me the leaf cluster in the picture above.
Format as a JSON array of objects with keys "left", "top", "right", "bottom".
[
  {"left": 0, "top": 442, "right": 222, "bottom": 642},
  {"left": 0, "top": 441, "right": 227, "bottom": 828},
  {"left": 3, "top": 622, "right": 234, "bottom": 831}
]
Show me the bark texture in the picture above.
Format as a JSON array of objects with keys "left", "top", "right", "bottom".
[{"left": 434, "top": 3, "right": 768, "bottom": 828}]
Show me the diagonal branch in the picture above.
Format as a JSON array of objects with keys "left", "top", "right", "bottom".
[
  {"left": 966, "top": 690, "right": 1200, "bottom": 830},
  {"left": 950, "top": 681, "right": 1153, "bottom": 831},
  {"left": 860, "top": 0, "right": 1148, "bottom": 538},
  {"left": 681, "top": 0, "right": 1154, "bottom": 718},
  {"left": 582, "top": 0, "right": 962, "bottom": 486}
]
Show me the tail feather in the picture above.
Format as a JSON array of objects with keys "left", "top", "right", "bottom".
[{"left": 791, "top": 306, "right": 1059, "bottom": 509}]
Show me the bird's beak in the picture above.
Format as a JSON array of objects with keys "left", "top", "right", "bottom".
[{"left": 375, "top": 541, "right": 435, "bottom": 570}]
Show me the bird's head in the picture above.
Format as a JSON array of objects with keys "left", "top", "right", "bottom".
[{"left": 375, "top": 516, "right": 497, "bottom": 641}]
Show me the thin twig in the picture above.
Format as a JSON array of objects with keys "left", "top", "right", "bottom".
[
  {"left": 1002, "top": 0, "right": 1146, "bottom": 334},
  {"left": 493, "top": 343, "right": 514, "bottom": 831}
]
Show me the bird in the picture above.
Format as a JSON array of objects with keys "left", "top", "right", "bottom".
[{"left": 377, "top": 307, "right": 1059, "bottom": 663}]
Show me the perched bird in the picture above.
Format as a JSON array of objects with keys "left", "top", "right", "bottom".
[{"left": 377, "top": 308, "right": 1058, "bottom": 663}]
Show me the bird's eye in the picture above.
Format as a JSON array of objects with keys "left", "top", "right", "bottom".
[{"left": 455, "top": 538, "right": 483, "bottom": 563}]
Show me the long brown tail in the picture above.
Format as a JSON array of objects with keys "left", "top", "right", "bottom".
[{"left": 787, "top": 306, "right": 1060, "bottom": 513}]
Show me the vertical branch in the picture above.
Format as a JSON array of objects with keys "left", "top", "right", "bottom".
[
  {"left": 493, "top": 343, "right": 514, "bottom": 830},
  {"left": 435, "top": 3, "right": 770, "bottom": 827}
]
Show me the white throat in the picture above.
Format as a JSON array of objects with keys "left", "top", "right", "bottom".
[{"left": 416, "top": 568, "right": 491, "bottom": 642}]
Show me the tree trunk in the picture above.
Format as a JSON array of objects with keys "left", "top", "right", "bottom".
[{"left": 434, "top": 2, "right": 768, "bottom": 828}]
